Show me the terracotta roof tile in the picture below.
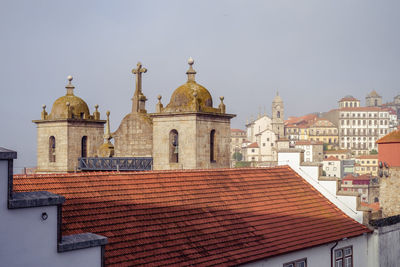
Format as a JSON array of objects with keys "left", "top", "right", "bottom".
[
  {"left": 295, "top": 140, "right": 324, "bottom": 146},
  {"left": 13, "top": 167, "right": 370, "bottom": 266},
  {"left": 324, "top": 156, "right": 340, "bottom": 161},
  {"left": 376, "top": 130, "right": 400, "bottom": 144},
  {"left": 231, "top": 128, "right": 246, "bottom": 133},
  {"left": 356, "top": 155, "right": 379, "bottom": 159},
  {"left": 247, "top": 142, "right": 259, "bottom": 148}
]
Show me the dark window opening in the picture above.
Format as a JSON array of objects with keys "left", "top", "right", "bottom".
[
  {"left": 277, "top": 111, "right": 280, "bottom": 118},
  {"left": 49, "top": 136, "right": 56, "bottom": 162},
  {"left": 169, "top": 130, "right": 179, "bottom": 163},
  {"left": 210, "top": 130, "right": 216, "bottom": 162},
  {"left": 81, "top": 136, "right": 88, "bottom": 158}
]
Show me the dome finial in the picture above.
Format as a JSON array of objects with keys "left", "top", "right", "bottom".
[
  {"left": 186, "top": 57, "right": 196, "bottom": 82},
  {"left": 66, "top": 75, "right": 75, "bottom": 95}
]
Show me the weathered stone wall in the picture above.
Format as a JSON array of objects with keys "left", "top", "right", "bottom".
[
  {"left": 113, "top": 113, "right": 153, "bottom": 157},
  {"left": 380, "top": 167, "right": 400, "bottom": 217},
  {"left": 152, "top": 114, "right": 231, "bottom": 170},
  {"left": 67, "top": 122, "right": 104, "bottom": 171},
  {"left": 196, "top": 115, "right": 231, "bottom": 169},
  {"left": 36, "top": 122, "right": 69, "bottom": 173},
  {"left": 152, "top": 114, "right": 196, "bottom": 170},
  {"left": 36, "top": 121, "right": 104, "bottom": 173}
]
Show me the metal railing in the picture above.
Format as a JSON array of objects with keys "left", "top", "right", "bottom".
[{"left": 78, "top": 157, "right": 153, "bottom": 171}]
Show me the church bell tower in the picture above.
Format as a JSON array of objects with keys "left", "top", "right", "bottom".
[
  {"left": 271, "top": 92, "right": 285, "bottom": 139},
  {"left": 151, "top": 58, "right": 236, "bottom": 170}
]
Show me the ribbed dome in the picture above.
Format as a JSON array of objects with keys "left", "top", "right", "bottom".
[
  {"left": 166, "top": 81, "right": 213, "bottom": 111},
  {"left": 48, "top": 76, "right": 91, "bottom": 120}
]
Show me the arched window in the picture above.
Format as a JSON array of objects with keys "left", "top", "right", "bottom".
[
  {"left": 49, "top": 136, "right": 56, "bottom": 162},
  {"left": 210, "top": 130, "right": 216, "bottom": 162},
  {"left": 374, "top": 197, "right": 379, "bottom": 203},
  {"left": 169, "top": 130, "right": 179, "bottom": 163},
  {"left": 81, "top": 136, "right": 88, "bottom": 158},
  {"left": 277, "top": 111, "right": 280, "bottom": 118}
]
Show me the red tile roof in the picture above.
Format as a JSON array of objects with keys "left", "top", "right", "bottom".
[
  {"left": 325, "top": 149, "right": 351, "bottom": 154},
  {"left": 339, "top": 107, "right": 384, "bottom": 112},
  {"left": 376, "top": 130, "right": 400, "bottom": 144},
  {"left": 343, "top": 174, "right": 372, "bottom": 181},
  {"left": 356, "top": 155, "right": 379, "bottom": 159},
  {"left": 324, "top": 156, "right": 340, "bottom": 161},
  {"left": 13, "top": 167, "right": 370, "bottom": 266},
  {"left": 339, "top": 96, "right": 359, "bottom": 102},
  {"left": 247, "top": 142, "right": 259, "bottom": 148},
  {"left": 360, "top": 202, "right": 380, "bottom": 212},
  {"left": 285, "top": 114, "right": 317, "bottom": 127},
  {"left": 231, "top": 128, "right": 246, "bottom": 133},
  {"left": 295, "top": 140, "right": 324, "bottom": 146}
]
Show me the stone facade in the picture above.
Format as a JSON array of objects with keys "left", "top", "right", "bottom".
[
  {"left": 271, "top": 93, "right": 285, "bottom": 139},
  {"left": 35, "top": 121, "right": 104, "bottom": 173},
  {"left": 379, "top": 167, "right": 400, "bottom": 217},
  {"left": 152, "top": 113, "right": 232, "bottom": 170},
  {"left": 113, "top": 113, "right": 153, "bottom": 157},
  {"left": 34, "top": 77, "right": 105, "bottom": 173},
  {"left": 35, "top": 60, "right": 235, "bottom": 172}
]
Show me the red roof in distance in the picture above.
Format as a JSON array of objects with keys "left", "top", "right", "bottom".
[
  {"left": 231, "top": 128, "right": 246, "bottom": 133},
  {"left": 247, "top": 142, "right": 259, "bottom": 148},
  {"left": 324, "top": 156, "right": 340, "bottom": 161},
  {"left": 377, "top": 130, "right": 400, "bottom": 144},
  {"left": 13, "top": 167, "right": 370, "bottom": 266}
]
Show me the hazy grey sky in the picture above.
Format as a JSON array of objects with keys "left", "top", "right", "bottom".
[{"left": 1, "top": 0, "right": 399, "bottom": 171}]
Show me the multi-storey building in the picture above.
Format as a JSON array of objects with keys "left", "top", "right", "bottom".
[
  {"left": 294, "top": 140, "right": 324, "bottom": 162},
  {"left": 338, "top": 94, "right": 396, "bottom": 155},
  {"left": 340, "top": 174, "right": 379, "bottom": 203},
  {"left": 322, "top": 156, "right": 342, "bottom": 178},
  {"left": 284, "top": 114, "right": 317, "bottom": 144},
  {"left": 354, "top": 155, "right": 379, "bottom": 176},
  {"left": 308, "top": 118, "right": 339, "bottom": 149},
  {"left": 230, "top": 129, "right": 246, "bottom": 156},
  {"left": 324, "top": 149, "right": 352, "bottom": 160}
]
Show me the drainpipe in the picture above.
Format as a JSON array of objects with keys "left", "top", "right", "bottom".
[{"left": 330, "top": 241, "right": 339, "bottom": 267}]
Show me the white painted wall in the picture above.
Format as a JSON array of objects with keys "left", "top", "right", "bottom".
[
  {"left": 323, "top": 160, "right": 342, "bottom": 178},
  {"left": 241, "top": 234, "right": 368, "bottom": 267},
  {"left": 368, "top": 222, "right": 400, "bottom": 267},
  {"left": 0, "top": 159, "right": 102, "bottom": 267},
  {"left": 278, "top": 151, "right": 364, "bottom": 223}
]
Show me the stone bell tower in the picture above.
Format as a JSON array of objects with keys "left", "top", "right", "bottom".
[
  {"left": 271, "top": 92, "right": 285, "bottom": 139},
  {"left": 33, "top": 76, "right": 105, "bottom": 173},
  {"left": 151, "top": 58, "right": 236, "bottom": 170}
]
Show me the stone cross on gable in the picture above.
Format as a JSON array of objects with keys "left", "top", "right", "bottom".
[
  {"left": 131, "top": 62, "right": 148, "bottom": 113},
  {"left": 132, "top": 62, "right": 147, "bottom": 95}
]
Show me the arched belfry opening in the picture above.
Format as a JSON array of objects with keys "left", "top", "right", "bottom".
[
  {"left": 169, "top": 130, "right": 179, "bottom": 163},
  {"left": 210, "top": 130, "right": 216, "bottom": 162},
  {"left": 277, "top": 111, "right": 280, "bottom": 118},
  {"left": 81, "top": 136, "right": 88, "bottom": 158},
  {"left": 49, "top": 136, "right": 56, "bottom": 162}
]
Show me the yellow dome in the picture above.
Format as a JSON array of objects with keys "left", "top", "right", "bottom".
[
  {"left": 166, "top": 80, "right": 213, "bottom": 111},
  {"left": 48, "top": 76, "right": 91, "bottom": 120},
  {"left": 49, "top": 95, "right": 90, "bottom": 120}
]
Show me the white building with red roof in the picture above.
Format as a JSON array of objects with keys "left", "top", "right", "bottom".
[{"left": 323, "top": 156, "right": 342, "bottom": 178}]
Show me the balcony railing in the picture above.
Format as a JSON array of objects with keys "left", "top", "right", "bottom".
[{"left": 78, "top": 157, "right": 153, "bottom": 171}]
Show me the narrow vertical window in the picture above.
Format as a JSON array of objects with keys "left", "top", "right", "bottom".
[
  {"left": 210, "top": 130, "right": 216, "bottom": 162},
  {"left": 81, "top": 136, "right": 88, "bottom": 158},
  {"left": 169, "top": 130, "right": 179, "bottom": 163},
  {"left": 277, "top": 111, "right": 280, "bottom": 118},
  {"left": 49, "top": 136, "right": 56, "bottom": 162}
]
